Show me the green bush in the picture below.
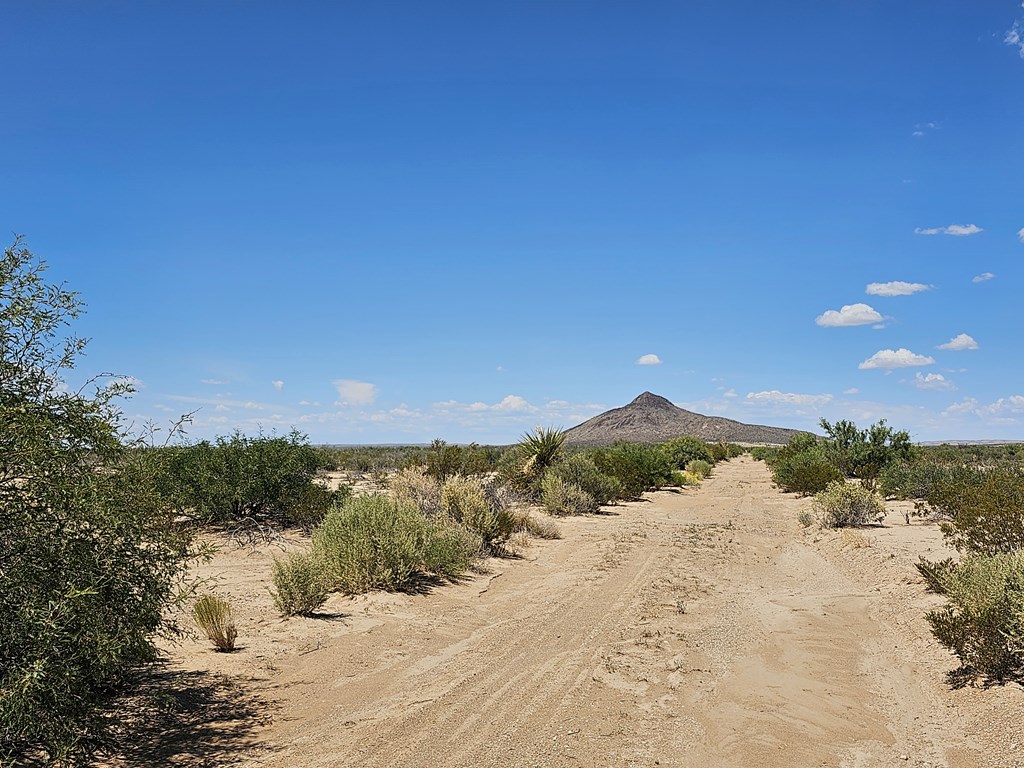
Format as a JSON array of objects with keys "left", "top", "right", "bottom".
[
  {"left": 540, "top": 473, "right": 599, "bottom": 515},
  {"left": 915, "top": 557, "right": 957, "bottom": 594},
  {"left": 0, "top": 238, "right": 194, "bottom": 764},
  {"left": 771, "top": 446, "right": 844, "bottom": 496},
  {"left": 813, "top": 481, "right": 886, "bottom": 528},
  {"left": 662, "top": 436, "right": 713, "bottom": 468},
  {"left": 926, "top": 552, "right": 1024, "bottom": 680},
  {"left": 547, "top": 453, "right": 621, "bottom": 505},
  {"left": 154, "top": 430, "right": 340, "bottom": 527},
  {"left": 312, "top": 495, "right": 476, "bottom": 593},
  {"left": 424, "top": 439, "right": 497, "bottom": 480},
  {"left": 271, "top": 552, "right": 329, "bottom": 616},
  {"left": 819, "top": 418, "right": 913, "bottom": 487},
  {"left": 390, "top": 465, "right": 444, "bottom": 518},
  {"left": 591, "top": 442, "right": 676, "bottom": 500},
  {"left": 877, "top": 458, "right": 966, "bottom": 501},
  {"left": 497, "top": 427, "right": 566, "bottom": 496},
  {"left": 750, "top": 446, "right": 779, "bottom": 462},
  {"left": 440, "top": 475, "right": 517, "bottom": 552},
  {"left": 685, "top": 459, "right": 713, "bottom": 479},
  {"left": 192, "top": 595, "right": 237, "bottom": 652},
  {"left": 920, "top": 464, "right": 1024, "bottom": 554}
]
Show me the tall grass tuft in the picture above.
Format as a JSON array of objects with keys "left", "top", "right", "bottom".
[{"left": 192, "top": 594, "right": 238, "bottom": 652}]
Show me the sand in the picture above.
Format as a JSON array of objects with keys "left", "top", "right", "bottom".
[{"left": 119, "top": 457, "right": 1024, "bottom": 767}]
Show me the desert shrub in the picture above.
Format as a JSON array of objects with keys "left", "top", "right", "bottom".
[
  {"left": 192, "top": 595, "right": 238, "bottom": 652},
  {"left": 813, "top": 481, "right": 886, "bottom": 528},
  {"left": 591, "top": 442, "right": 676, "bottom": 500},
  {"left": 749, "top": 446, "right": 779, "bottom": 462},
  {"left": 271, "top": 551, "right": 329, "bottom": 616},
  {"left": 877, "top": 458, "right": 963, "bottom": 501},
  {"left": 313, "top": 495, "right": 476, "bottom": 593},
  {"left": 0, "top": 238, "right": 195, "bottom": 764},
  {"left": 673, "top": 470, "right": 701, "bottom": 486},
  {"left": 154, "top": 430, "right": 339, "bottom": 527},
  {"left": 390, "top": 465, "right": 444, "bottom": 517},
  {"left": 819, "top": 418, "right": 914, "bottom": 487},
  {"left": 497, "top": 427, "right": 566, "bottom": 496},
  {"left": 424, "top": 439, "right": 496, "bottom": 480},
  {"left": 547, "top": 453, "right": 621, "bottom": 505},
  {"left": 929, "top": 465, "right": 1024, "bottom": 555},
  {"left": 540, "top": 473, "right": 599, "bottom": 515},
  {"left": 707, "top": 442, "right": 729, "bottom": 463},
  {"left": 514, "top": 512, "right": 562, "bottom": 539},
  {"left": 915, "top": 557, "right": 957, "bottom": 595},
  {"left": 771, "top": 446, "right": 844, "bottom": 496},
  {"left": 662, "top": 436, "right": 713, "bottom": 468},
  {"left": 685, "top": 459, "right": 712, "bottom": 479},
  {"left": 797, "top": 510, "right": 815, "bottom": 528},
  {"left": 440, "top": 475, "right": 517, "bottom": 552},
  {"left": 926, "top": 552, "right": 1024, "bottom": 680}
]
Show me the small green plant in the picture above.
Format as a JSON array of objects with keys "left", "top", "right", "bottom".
[
  {"left": 797, "top": 510, "right": 815, "bottom": 528},
  {"left": 271, "top": 552, "right": 329, "bottom": 616},
  {"left": 192, "top": 595, "right": 238, "bottom": 652},
  {"left": 540, "top": 473, "right": 599, "bottom": 515},
  {"left": 547, "top": 453, "right": 621, "bottom": 505},
  {"left": 685, "top": 459, "right": 712, "bottom": 479},
  {"left": 915, "top": 556, "right": 957, "bottom": 594},
  {"left": 813, "top": 481, "right": 886, "bottom": 528},
  {"left": 926, "top": 552, "right": 1024, "bottom": 680}
]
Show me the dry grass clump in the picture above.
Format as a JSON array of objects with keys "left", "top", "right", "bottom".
[
  {"left": 271, "top": 551, "right": 328, "bottom": 616},
  {"left": 540, "top": 473, "right": 599, "bottom": 516},
  {"left": 192, "top": 594, "right": 238, "bottom": 652},
  {"left": 515, "top": 511, "right": 562, "bottom": 539},
  {"left": 440, "top": 475, "right": 518, "bottom": 553},
  {"left": 685, "top": 459, "right": 713, "bottom": 479},
  {"left": 813, "top": 480, "right": 885, "bottom": 528},
  {"left": 390, "top": 465, "right": 443, "bottom": 517}
]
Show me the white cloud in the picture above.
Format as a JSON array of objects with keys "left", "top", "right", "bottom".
[
  {"left": 944, "top": 395, "right": 1024, "bottom": 422},
  {"left": 1018, "top": 227, "right": 1024, "bottom": 243},
  {"left": 912, "top": 130, "right": 924, "bottom": 137},
  {"left": 865, "top": 281, "right": 931, "bottom": 297},
  {"left": 200, "top": 378, "right": 228, "bottom": 385},
  {"left": 937, "top": 333, "right": 978, "bottom": 351},
  {"left": 333, "top": 379, "right": 377, "bottom": 406},
  {"left": 815, "top": 303, "right": 883, "bottom": 327},
  {"left": 298, "top": 400, "right": 320, "bottom": 407},
  {"left": 914, "top": 224, "right": 983, "bottom": 236},
  {"left": 1007, "top": 21, "right": 1024, "bottom": 58},
  {"left": 943, "top": 398, "right": 978, "bottom": 416},
  {"left": 843, "top": 388, "right": 860, "bottom": 395},
  {"left": 745, "top": 390, "right": 834, "bottom": 408},
  {"left": 912, "top": 372, "right": 955, "bottom": 391},
  {"left": 981, "top": 395, "right": 1024, "bottom": 416},
  {"left": 859, "top": 348, "right": 935, "bottom": 369},
  {"left": 272, "top": 380, "right": 284, "bottom": 391},
  {"left": 972, "top": 272, "right": 995, "bottom": 283},
  {"left": 635, "top": 354, "right": 662, "bottom": 366},
  {"left": 493, "top": 394, "right": 534, "bottom": 412},
  {"left": 723, "top": 389, "right": 737, "bottom": 398}
]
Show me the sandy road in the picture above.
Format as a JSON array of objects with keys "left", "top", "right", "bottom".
[{"left": 223, "top": 457, "right": 1019, "bottom": 768}]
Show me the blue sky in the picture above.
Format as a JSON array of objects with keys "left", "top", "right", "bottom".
[{"left": 3, "top": 2, "right": 1023, "bottom": 444}]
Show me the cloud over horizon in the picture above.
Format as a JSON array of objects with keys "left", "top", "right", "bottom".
[{"left": 333, "top": 379, "right": 378, "bottom": 406}]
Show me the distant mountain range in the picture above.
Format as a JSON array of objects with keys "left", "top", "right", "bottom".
[{"left": 564, "top": 392, "right": 806, "bottom": 446}]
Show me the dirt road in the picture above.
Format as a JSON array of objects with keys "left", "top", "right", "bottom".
[{"left": 160, "top": 457, "right": 1023, "bottom": 768}]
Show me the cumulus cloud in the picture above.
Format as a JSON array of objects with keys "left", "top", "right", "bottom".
[
  {"left": 972, "top": 272, "right": 995, "bottom": 283},
  {"left": 815, "top": 303, "right": 883, "bottom": 327},
  {"left": 912, "top": 372, "right": 955, "bottom": 391},
  {"left": 937, "top": 333, "right": 978, "bottom": 351},
  {"left": 865, "top": 281, "right": 931, "bottom": 297},
  {"left": 493, "top": 395, "right": 534, "bottom": 412},
  {"left": 333, "top": 379, "right": 377, "bottom": 406},
  {"left": 635, "top": 354, "right": 662, "bottom": 366},
  {"left": 914, "top": 224, "right": 983, "bottom": 236},
  {"left": 944, "top": 395, "right": 1024, "bottom": 422},
  {"left": 859, "top": 348, "right": 935, "bottom": 369},
  {"left": 745, "top": 390, "right": 834, "bottom": 408},
  {"left": 843, "top": 388, "right": 860, "bottom": 395},
  {"left": 272, "top": 380, "right": 284, "bottom": 391}
]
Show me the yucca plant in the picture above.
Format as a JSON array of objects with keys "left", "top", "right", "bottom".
[
  {"left": 519, "top": 426, "right": 566, "bottom": 480},
  {"left": 192, "top": 594, "right": 238, "bottom": 652}
]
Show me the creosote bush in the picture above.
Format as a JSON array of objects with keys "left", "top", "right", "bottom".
[
  {"left": 546, "top": 453, "right": 621, "bottom": 506},
  {"left": 591, "top": 442, "right": 676, "bottom": 500},
  {"left": 440, "top": 475, "right": 517, "bottom": 553},
  {"left": 926, "top": 552, "right": 1024, "bottom": 680},
  {"left": 540, "top": 473, "right": 599, "bottom": 516},
  {"left": 312, "top": 495, "right": 477, "bottom": 594},
  {"left": 271, "top": 552, "right": 329, "bottom": 617},
  {"left": 685, "top": 459, "right": 712, "bottom": 479},
  {"left": 769, "top": 433, "right": 843, "bottom": 496},
  {"left": 813, "top": 481, "right": 886, "bottom": 528},
  {"left": 192, "top": 595, "right": 238, "bottom": 652}
]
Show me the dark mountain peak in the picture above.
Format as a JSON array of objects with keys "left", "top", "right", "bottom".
[
  {"left": 564, "top": 392, "right": 805, "bottom": 446},
  {"left": 629, "top": 391, "right": 676, "bottom": 409}
]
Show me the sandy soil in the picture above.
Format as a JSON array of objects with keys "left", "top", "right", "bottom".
[{"left": 128, "top": 457, "right": 1024, "bottom": 767}]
